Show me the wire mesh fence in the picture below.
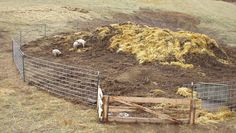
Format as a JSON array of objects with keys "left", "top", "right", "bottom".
[
  {"left": 195, "top": 82, "right": 236, "bottom": 111},
  {"left": 12, "top": 37, "right": 99, "bottom": 105},
  {"left": 12, "top": 39, "right": 24, "bottom": 80},
  {"left": 184, "top": 82, "right": 236, "bottom": 112}
]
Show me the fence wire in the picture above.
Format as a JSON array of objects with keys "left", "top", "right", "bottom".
[
  {"left": 185, "top": 82, "right": 236, "bottom": 112},
  {"left": 12, "top": 38, "right": 99, "bottom": 104},
  {"left": 12, "top": 39, "right": 24, "bottom": 79}
]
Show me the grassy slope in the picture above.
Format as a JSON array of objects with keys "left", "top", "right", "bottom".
[
  {"left": 138, "top": 0, "right": 236, "bottom": 45},
  {"left": 0, "top": 0, "right": 235, "bottom": 45}
]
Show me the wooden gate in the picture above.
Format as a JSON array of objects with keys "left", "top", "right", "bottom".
[{"left": 97, "top": 88, "right": 196, "bottom": 124}]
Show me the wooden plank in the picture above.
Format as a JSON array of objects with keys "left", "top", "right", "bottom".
[
  {"left": 108, "top": 116, "right": 189, "bottom": 124},
  {"left": 109, "top": 106, "right": 137, "bottom": 110},
  {"left": 109, "top": 106, "right": 189, "bottom": 114},
  {"left": 109, "top": 106, "right": 137, "bottom": 113},
  {"left": 102, "top": 95, "right": 109, "bottom": 123},
  {"left": 109, "top": 96, "right": 190, "bottom": 105},
  {"left": 112, "top": 97, "right": 182, "bottom": 124},
  {"left": 158, "top": 109, "right": 190, "bottom": 115}
]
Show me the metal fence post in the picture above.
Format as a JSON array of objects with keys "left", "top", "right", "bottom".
[
  {"left": 97, "top": 71, "right": 100, "bottom": 105},
  {"left": 191, "top": 82, "right": 194, "bottom": 99},
  {"left": 22, "top": 54, "right": 25, "bottom": 82},
  {"left": 97, "top": 71, "right": 100, "bottom": 88}
]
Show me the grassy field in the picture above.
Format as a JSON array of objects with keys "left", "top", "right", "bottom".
[
  {"left": 0, "top": 0, "right": 236, "bottom": 44},
  {"left": 0, "top": 0, "right": 236, "bottom": 132}
]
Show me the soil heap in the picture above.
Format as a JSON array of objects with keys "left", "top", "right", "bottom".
[{"left": 94, "top": 22, "right": 229, "bottom": 68}]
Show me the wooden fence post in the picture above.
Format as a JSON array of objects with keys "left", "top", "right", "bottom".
[
  {"left": 102, "top": 95, "right": 109, "bottom": 123},
  {"left": 189, "top": 99, "right": 196, "bottom": 124}
]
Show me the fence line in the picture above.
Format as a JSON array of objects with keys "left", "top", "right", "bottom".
[
  {"left": 12, "top": 38, "right": 99, "bottom": 104},
  {"left": 195, "top": 82, "right": 236, "bottom": 111},
  {"left": 12, "top": 39, "right": 24, "bottom": 79},
  {"left": 184, "top": 82, "right": 236, "bottom": 111}
]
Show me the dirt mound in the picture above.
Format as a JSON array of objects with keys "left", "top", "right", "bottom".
[
  {"left": 24, "top": 22, "right": 230, "bottom": 69},
  {"left": 22, "top": 22, "right": 236, "bottom": 97},
  {"left": 93, "top": 23, "right": 229, "bottom": 68}
]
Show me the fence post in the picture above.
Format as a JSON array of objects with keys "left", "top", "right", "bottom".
[
  {"left": 102, "top": 95, "right": 109, "bottom": 123},
  {"left": 97, "top": 71, "right": 100, "bottom": 89},
  {"left": 189, "top": 82, "right": 196, "bottom": 124},
  {"left": 97, "top": 71, "right": 100, "bottom": 108},
  {"left": 191, "top": 82, "right": 194, "bottom": 99},
  {"left": 189, "top": 99, "right": 196, "bottom": 125},
  {"left": 22, "top": 54, "right": 25, "bottom": 82}
]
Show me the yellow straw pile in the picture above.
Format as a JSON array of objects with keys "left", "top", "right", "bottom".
[
  {"left": 176, "top": 87, "right": 197, "bottom": 97},
  {"left": 95, "top": 22, "right": 228, "bottom": 68},
  {"left": 196, "top": 108, "right": 234, "bottom": 124}
]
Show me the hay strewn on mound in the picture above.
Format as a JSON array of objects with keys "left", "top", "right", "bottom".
[{"left": 95, "top": 23, "right": 229, "bottom": 68}]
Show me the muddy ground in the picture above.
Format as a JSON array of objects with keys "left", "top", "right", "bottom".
[{"left": 22, "top": 9, "right": 236, "bottom": 98}]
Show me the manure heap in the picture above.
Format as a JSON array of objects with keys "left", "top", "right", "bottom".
[{"left": 94, "top": 23, "right": 229, "bottom": 68}]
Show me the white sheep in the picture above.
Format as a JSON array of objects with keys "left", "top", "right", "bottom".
[
  {"left": 73, "top": 39, "right": 86, "bottom": 49},
  {"left": 52, "top": 49, "right": 62, "bottom": 57}
]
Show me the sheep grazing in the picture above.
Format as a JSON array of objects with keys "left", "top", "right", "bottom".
[
  {"left": 52, "top": 49, "right": 62, "bottom": 57},
  {"left": 73, "top": 39, "right": 86, "bottom": 49}
]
